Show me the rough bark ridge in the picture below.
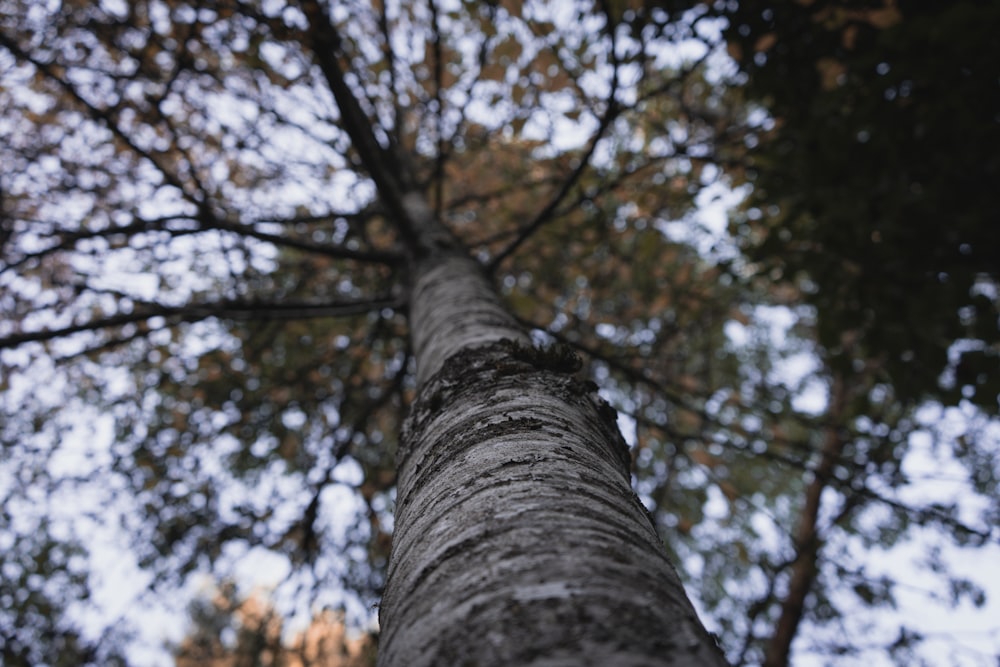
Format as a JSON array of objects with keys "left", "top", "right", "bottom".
[{"left": 377, "top": 256, "right": 727, "bottom": 666}]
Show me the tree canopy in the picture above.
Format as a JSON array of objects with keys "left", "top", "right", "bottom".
[
  {"left": 0, "top": 1, "right": 997, "bottom": 665},
  {"left": 720, "top": 0, "right": 1000, "bottom": 409}
]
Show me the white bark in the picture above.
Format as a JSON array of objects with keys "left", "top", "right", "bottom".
[
  {"left": 409, "top": 254, "right": 530, "bottom": 387},
  {"left": 377, "top": 255, "right": 726, "bottom": 666}
]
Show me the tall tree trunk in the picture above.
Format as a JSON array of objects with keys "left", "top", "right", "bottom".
[
  {"left": 297, "top": 10, "right": 724, "bottom": 660},
  {"left": 376, "top": 249, "right": 727, "bottom": 666}
]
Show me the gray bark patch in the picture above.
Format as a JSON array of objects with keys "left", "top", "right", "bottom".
[{"left": 379, "top": 340, "right": 728, "bottom": 667}]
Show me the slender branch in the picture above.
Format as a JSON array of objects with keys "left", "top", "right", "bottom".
[
  {"left": 298, "top": 1, "right": 416, "bottom": 239},
  {"left": 1, "top": 213, "right": 400, "bottom": 278},
  {"left": 763, "top": 374, "right": 849, "bottom": 667},
  {"left": 434, "top": 3, "right": 495, "bottom": 173},
  {"left": 0, "top": 33, "right": 202, "bottom": 209},
  {"left": 0, "top": 176, "right": 10, "bottom": 256},
  {"left": 522, "top": 316, "right": 717, "bottom": 425},
  {"left": 0, "top": 216, "right": 193, "bottom": 274},
  {"left": 526, "top": 314, "right": 997, "bottom": 550},
  {"left": 0, "top": 295, "right": 402, "bottom": 350},
  {"left": 735, "top": 567, "right": 782, "bottom": 667},
  {"left": 377, "top": 0, "right": 402, "bottom": 146},
  {"left": 487, "top": 97, "right": 620, "bottom": 272},
  {"left": 1, "top": 31, "right": 400, "bottom": 274},
  {"left": 429, "top": 0, "right": 446, "bottom": 218},
  {"left": 483, "top": 2, "right": 625, "bottom": 272},
  {"left": 203, "top": 217, "right": 402, "bottom": 264},
  {"left": 298, "top": 0, "right": 463, "bottom": 262},
  {"left": 300, "top": 350, "right": 410, "bottom": 559},
  {"left": 636, "top": 46, "right": 714, "bottom": 105}
]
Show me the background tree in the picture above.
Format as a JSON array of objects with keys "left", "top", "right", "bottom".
[
  {"left": 690, "top": 1, "right": 1000, "bottom": 664},
  {"left": 1, "top": 0, "right": 997, "bottom": 665},
  {"left": 717, "top": 0, "right": 1000, "bottom": 407}
]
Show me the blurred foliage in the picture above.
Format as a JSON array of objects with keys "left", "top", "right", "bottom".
[
  {"left": 174, "top": 582, "right": 375, "bottom": 667},
  {"left": 718, "top": 0, "right": 1000, "bottom": 408},
  {"left": 0, "top": 1, "right": 997, "bottom": 666}
]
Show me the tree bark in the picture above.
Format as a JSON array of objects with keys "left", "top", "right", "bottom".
[
  {"left": 377, "top": 251, "right": 727, "bottom": 666},
  {"left": 296, "top": 10, "right": 724, "bottom": 660}
]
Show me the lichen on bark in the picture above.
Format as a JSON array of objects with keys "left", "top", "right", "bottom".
[
  {"left": 399, "top": 338, "right": 629, "bottom": 476},
  {"left": 380, "top": 336, "right": 727, "bottom": 667}
]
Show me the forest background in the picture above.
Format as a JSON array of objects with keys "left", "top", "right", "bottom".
[{"left": 1, "top": 0, "right": 998, "bottom": 665}]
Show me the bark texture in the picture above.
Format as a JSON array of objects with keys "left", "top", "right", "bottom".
[
  {"left": 408, "top": 254, "right": 530, "bottom": 387},
  {"left": 377, "top": 256, "right": 726, "bottom": 667}
]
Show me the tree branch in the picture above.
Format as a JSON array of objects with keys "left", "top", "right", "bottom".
[
  {"left": 428, "top": 0, "right": 446, "bottom": 218},
  {"left": 0, "top": 33, "right": 203, "bottom": 209},
  {"left": 298, "top": 0, "right": 463, "bottom": 261},
  {"left": 487, "top": 92, "right": 620, "bottom": 273},
  {"left": 203, "top": 217, "right": 402, "bottom": 265},
  {"left": 299, "top": 4, "right": 413, "bottom": 228},
  {"left": 0, "top": 295, "right": 403, "bottom": 351},
  {"left": 763, "top": 374, "right": 849, "bottom": 667}
]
